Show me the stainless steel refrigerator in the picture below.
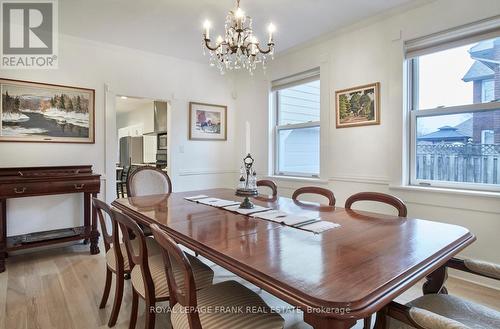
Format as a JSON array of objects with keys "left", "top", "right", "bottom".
[{"left": 119, "top": 136, "right": 144, "bottom": 166}]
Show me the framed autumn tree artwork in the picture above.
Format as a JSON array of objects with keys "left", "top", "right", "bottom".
[
  {"left": 0, "top": 78, "right": 95, "bottom": 143},
  {"left": 335, "top": 82, "right": 380, "bottom": 128}
]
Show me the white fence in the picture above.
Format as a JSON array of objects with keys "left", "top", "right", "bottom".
[{"left": 416, "top": 143, "right": 500, "bottom": 184}]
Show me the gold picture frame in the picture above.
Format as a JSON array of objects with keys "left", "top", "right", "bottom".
[
  {"left": 189, "top": 102, "right": 227, "bottom": 141},
  {"left": 335, "top": 82, "right": 380, "bottom": 128},
  {"left": 0, "top": 78, "right": 95, "bottom": 143}
]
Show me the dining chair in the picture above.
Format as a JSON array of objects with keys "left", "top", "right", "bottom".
[
  {"left": 127, "top": 166, "right": 172, "bottom": 197},
  {"left": 292, "top": 186, "right": 336, "bottom": 206},
  {"left": 111, "top": 210, "right": 214, "bottom": 329},
  {"left": 344, "top": 192, "right": 407, "bottom": 329},
  {"left": 127, "top": 166, "right": 172, "bottom": 237},
  {"left": 116, "top": 165, "right": 131, "bottom": 198},
  {"left": 257, "top": 179, "right": 278, "bottom": 197},
  {"left": 345, "top": 192, "right": 407, "bottom": 217},
  {"left": 149, "top": 224, "right": 285, "bottom": 329},
  {"left": 373, "top": 258, "right": 500, "bottom": 329},
  {"left": 93, "top": 198, "right": 161, "bottom": 327}
]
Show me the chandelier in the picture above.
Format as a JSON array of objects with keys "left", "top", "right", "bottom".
[{"left": 202, "top": 0, "right": 276, "bottom": 74}]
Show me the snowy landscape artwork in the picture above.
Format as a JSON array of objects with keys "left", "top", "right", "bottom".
[{"left": 0, "top": 79, "right": 95, "bottom": 143}]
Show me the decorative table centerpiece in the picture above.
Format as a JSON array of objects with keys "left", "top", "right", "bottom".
[{"left": 236, "top": 154, "right": 258, "bottom": 209}]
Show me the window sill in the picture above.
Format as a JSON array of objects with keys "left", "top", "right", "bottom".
[
  {"left": 389, "top": 184, "right": 500, "bottom": 199},
  {"left": 266, "top": 175, "right": 329, "bottom": 185}
]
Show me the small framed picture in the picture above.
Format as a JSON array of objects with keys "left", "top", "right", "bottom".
[
  {"left": 0, "top": 78, "right": 95, "bottom": 143},
  {"left": 189, "top": 102, "right": 227, "bottom": 141},
  {"left": 335, "top": 82, "right": 380, "bottom": 128}
]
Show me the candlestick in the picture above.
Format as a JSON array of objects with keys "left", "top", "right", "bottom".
[
  {"left": 245, "top": 121, "right": 251, "bottom": 155},
  {"left": 203, "top": 20, "right": 211, "bottom": 40}
]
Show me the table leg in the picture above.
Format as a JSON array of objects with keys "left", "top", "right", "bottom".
[
  {"left": 89, "top": 192, "right": 100, "bottom": 255},
  {"left": 304, "top": 313, "right": 357, "bottom": 329},
  {"left": 0, "top": 199, "right": 6, "bottom": 273},
  {"left": 423, "top": 265, "right": 448, "bottom": 295}
]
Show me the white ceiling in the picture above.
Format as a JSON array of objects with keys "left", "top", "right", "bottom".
[
  {"left": 115, "top": 97, "right": 153, "bottom": 114},
  {"left": 61, "top": 0, "right": 419, "bottom": 62}
]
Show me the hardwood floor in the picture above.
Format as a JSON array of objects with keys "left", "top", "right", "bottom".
[{"left": 0, "top": 242, "right": 498, "bottom": 329}]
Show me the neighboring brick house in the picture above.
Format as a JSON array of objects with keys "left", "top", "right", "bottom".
[{"left": 462, "top": 38, "right": 500, "bottom": 144}]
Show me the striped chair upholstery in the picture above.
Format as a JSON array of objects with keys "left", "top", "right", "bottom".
[
  {"left": 150, "top": 224, "right": 285, "bottom": 329},
  {"left": 111, "top": 209, "right": 214, "bottom": 329},
  {"left": 170, "top": 280, "right": 284, "bottom": 329},
  {"left": 105, "top": 237, "right": 161, "bottom": 272},
  {"left": 131, "top": 253, "right": 214, "bottom": 299}
]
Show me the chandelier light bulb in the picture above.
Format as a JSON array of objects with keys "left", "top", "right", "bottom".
[
  {"left": 216, "top": 35, "right": 224, "bottom": 44},
  {"left": 268, "top": 23, "right": 276, "bottom": 33},
  {"left": 203, "top": 20, "right": 211, "bottom": 39},
  {"left": 235, "top": 7, "right": 245, "bottom": 19}
]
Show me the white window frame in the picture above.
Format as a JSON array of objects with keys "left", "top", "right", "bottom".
[
  {"left": 405, "top": 15, "right": 500, "bottom": 192},
  {"left": 481, "top": 79, "right": 495, "bottom": 103},
  {"left": 481, "top": 129, "right": 494, "bottom": 144},
  {"left": 406, "top": 48, "right": 500, "bottom": 192},
  {"left": 271, "top": 69, "right": 321, "bottom": 178}
]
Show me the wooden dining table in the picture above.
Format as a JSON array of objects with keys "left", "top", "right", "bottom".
[{"left": 112, "top": 188, "right": 475, "bottom": 329}]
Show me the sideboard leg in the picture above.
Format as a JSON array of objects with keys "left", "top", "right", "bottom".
[
  {"left": 423, "top": 266, "right": 448, "bottom": 295},
  {"left": 0, "top": 199, "right": 7, "bottom": 273},
  {"left": 89, "top": 192, "right": 100, "bottom": 255}
]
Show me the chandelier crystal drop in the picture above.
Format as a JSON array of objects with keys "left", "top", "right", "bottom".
[{"left": 202, "top": 0, "right": 275, "bottom": 75}]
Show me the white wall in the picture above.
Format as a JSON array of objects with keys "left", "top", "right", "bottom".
[
  {"left": 0, "top": 34, "right": 238, "bottom": 236},
  {"left": 234, "top": 0, "right": 500, "bottom": 288}
]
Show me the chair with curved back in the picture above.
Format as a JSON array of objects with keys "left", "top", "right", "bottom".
[
  {"left": 344, "top": 192, "right": 407, "bottom": 329},
  {"left": 345, "top": 192, "right": 407, "bottom": 217},
  {"left": 292, "top": 187, "right": 336, "bottom": 206},
  {"left": 93, "top": 197, "right": 161, "bottom": 327},
  {"left": 127, "top": 166, "right": 172, "bottom": 197},
  {"left": 374, "top": 258, "right": 500, "bottom": 329},
  {"left": 127, "top": 166, "right": 172, "bottom": 236},
  {"left": 111, "top": 209, "right": 214, "bottom": 329},
  {"left": 116, "top": 165, "right": 131, "bottom": 198},
  {"left": 256, "top": 179, "right": 278, "bottom": 197},
  {"left": 149, "top": 224, "right": 285, "bottom": 329}
]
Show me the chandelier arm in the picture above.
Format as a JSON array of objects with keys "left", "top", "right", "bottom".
[
  {"left": 257, "top": 43, "right": 274, "bottom": 54},
  {"left": 204, "top": 38, "right": 221, "bottom": 51}
]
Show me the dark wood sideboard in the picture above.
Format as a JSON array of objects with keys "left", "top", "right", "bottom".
[{"left": 0, "top": 165, "right": 101, "bottom": 273}]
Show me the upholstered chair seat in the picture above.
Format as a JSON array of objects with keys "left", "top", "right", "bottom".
[
  {"left": 463, "top": 259, "right": 500, "bottom": 280},
  {"left": 149, "top": 223, "right": 284, "bottom": 329},
  {"left": 385, "top": 294, "right": 500, "bottom": 329},
  {"left": 105, "top": 237, "right": 161, "bottom": 272},
  {"left": 170, "top": 280, "right": 284, "bottom": 329},
  {"left": 130, "top": 253, "right": 214, "bottom": 299}
]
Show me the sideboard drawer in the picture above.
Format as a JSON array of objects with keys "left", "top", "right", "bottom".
[{"left": 0, "top": 179, "right": 100, "bottom": 198}]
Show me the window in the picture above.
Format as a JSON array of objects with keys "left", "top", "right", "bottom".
[
  {"left": 406, "top": 29, "right": 500, "bottom": 191},
  {"left": 272, "top": 70, "right": 320, "bottom": 177},
  {"left": 481, "top": 130, "right": 494, "bottom": 144},
  {"left": 482, "top": 79, "right": 495, "bottom": 103}
]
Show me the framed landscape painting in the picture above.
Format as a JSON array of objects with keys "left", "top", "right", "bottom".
[
  {"left": 189, "top": 102, "right": 227, "bottom": 141},
  {"left": 0, "top": 79, "right": 95, "bottom": 143},
  {"left": 335, "top": 82, "right": 380, "bottom": 128}
]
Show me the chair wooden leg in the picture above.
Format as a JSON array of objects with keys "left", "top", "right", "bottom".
[
  {"left": 99, "top": 268, "right": 112, "bottom": 309},
  {"left": 108, "top": 270, "right": 124, "bottom": 327},
  {"left": 364, "top": 316, "right": 371, "bottom": 329},
  {"left": 144, "top": 300, "right": 156, "bottom": 329},
  {"left": 129, "top": 290, "right": 139, "bottom": 329}
]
